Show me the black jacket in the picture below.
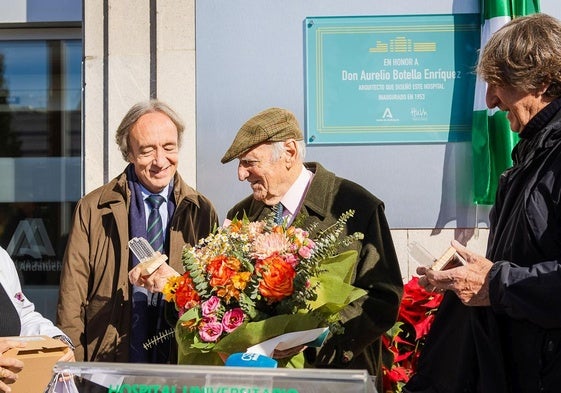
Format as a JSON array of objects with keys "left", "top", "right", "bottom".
[
  {"left": 228, "top": 162, "right": 403, "bottom": 388},
  {"left": 406, "top": 98, "right": 561, "bottom": 393}
]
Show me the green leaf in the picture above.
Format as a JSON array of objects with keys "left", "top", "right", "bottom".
[
  {"left": 318, "top": 250, "right": 359, "bottom": 283},
  {"left": 306, "top": 250, "right": 367, "bottom": 312},
  {"left": 178, "top": 350, "right": 223, "bottom": 366},
  {"left": 178, "top": 307, "right": 200, "bottom": 323},
  {"left": 386, "top": 321, "right": 405, "bottom": 340},
  {"left": 212, "top": 314, "right": 323, "bottom": 354}
]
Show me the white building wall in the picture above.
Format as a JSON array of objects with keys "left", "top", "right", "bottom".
[
  {"left": 80, "top": 0, "right": 553, "bottom": 282},
  {"left": 83, "top": 0, "right": 197, "bottom": 191},
  {"left": 0, "top": 0, "right": 26, "bottom": 22}
]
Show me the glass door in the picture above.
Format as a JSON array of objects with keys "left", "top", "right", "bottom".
[{"left": 0, "top": 28, "right": 82, "bottom": 320}]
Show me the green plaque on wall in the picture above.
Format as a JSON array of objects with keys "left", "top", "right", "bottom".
[{"left": 305, "top": 14, "right": 480, "bottom": 144}]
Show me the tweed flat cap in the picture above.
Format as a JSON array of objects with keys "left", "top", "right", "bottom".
[{"left": 221, "top": 107, "right": 304, "bottom": 163}]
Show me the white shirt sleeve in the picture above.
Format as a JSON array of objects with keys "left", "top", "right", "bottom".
[{"left": 0, "top": 247, "right": 65, "bottom": 337}]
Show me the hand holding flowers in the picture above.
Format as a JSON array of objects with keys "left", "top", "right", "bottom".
[{"left": 161, "top": 210, "right": 366, "bottom": 365}]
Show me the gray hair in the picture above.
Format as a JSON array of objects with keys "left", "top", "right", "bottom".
[
  {"left": 477, "top": 13, "right": 561, "bottom": 98},
  {"left": 270, "top": 140, "right": 307, "bottom": 162},
  {"left": 115, "top": 99, "right": 185, "bottom": 161}
]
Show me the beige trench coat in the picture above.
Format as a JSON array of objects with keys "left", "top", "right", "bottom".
[{"left": 56, "top": 168, "right": 218, "bottom": 361}]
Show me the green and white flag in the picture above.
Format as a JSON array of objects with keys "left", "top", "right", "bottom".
[{"left": 472, "top": 0, "right": 540, "bottom": 205}]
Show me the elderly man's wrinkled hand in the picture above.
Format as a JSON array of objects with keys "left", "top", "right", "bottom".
[
  {"left": 416, "top": 240, "right": 493, "bottom": 307},
  {"left": 128, "top": 262, "right": 180, "bottom": 293}
]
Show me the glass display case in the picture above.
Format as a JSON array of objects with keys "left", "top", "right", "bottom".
[{"left": 53, "top": 362, "right": 378, "bottom": 393}]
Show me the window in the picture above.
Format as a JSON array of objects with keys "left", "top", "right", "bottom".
[{"left": 0, "top": 28, "right": 81, "bottom": 319}]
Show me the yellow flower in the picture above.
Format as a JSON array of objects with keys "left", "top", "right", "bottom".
[
  {"left": 232, "top": 271, "right": 251, "bottom": 291},
  {"left": 162, "top": 275, "right": 182, "bottom": 302}
]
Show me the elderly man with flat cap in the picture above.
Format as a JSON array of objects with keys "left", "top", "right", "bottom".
[{"left": 222, "top": 107, "right": 403, "bottom": 387}]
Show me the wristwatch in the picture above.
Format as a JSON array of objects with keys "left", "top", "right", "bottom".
[{"left": 53, "top": 335, "right": 76, "bottom": 351}]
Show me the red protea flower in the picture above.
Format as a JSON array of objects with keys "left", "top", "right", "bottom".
[{"left": 382, "top": 276, "right": 444, "bottom": 392}]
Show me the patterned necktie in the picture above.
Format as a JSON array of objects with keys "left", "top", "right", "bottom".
[
  {"left": 146, "top": 194, "right": 165, "bottom": 252},
  {"left": 131, "top": 194, "right": 167, "bottom": 363},
  {"left": 274, "top": 202, "right": 284, "bottom": 224}
]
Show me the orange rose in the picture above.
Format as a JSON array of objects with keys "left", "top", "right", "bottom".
[
  {"left": 256, "top": 255, "right": 296, "bottom": 302},
  {"left": 175, "top": 272, "right": 200, "bottom": 309},
  {"left": 207, "top": 255, "right": 240, "bottom": 288},
  {"left": 207, "top": 255, "right": 245, "bottom": 302}
]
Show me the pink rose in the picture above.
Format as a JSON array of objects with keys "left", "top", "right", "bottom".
[
  {"left": 199, "top": 321, "right": 223, "bottom": 342},
  {"left": 222, "top": 308, "right": 245, "bottom": 333},
  {"left": 298, "top": 246, "right": 312, "bottom": 259},
  {"left": 202, "top": 315, "right": 218, "bottom": 324},
  {"left": 284, "top": 253, "right": 299, "bottom": 267},
  {"left": 306, "top": 239, "right": 315, "bottom": 249},
  {"left": 201, "top": 296, "right": 221, "bottom": 316}
]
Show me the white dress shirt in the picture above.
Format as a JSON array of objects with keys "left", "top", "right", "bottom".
[{"left": 279, "top": 165, "right": 314, "bottom": 224}]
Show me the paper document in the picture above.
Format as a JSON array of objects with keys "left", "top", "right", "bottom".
[{"left": 247, "top": 327, "right": 329, "bottom": 357}]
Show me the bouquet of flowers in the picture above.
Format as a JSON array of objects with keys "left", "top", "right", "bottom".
[
  {"left": 162, "top": 210, "right": 366, "bottom": 366},
  {"left": 381, "top": 276, "right": 444, "bottom": 392}
]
